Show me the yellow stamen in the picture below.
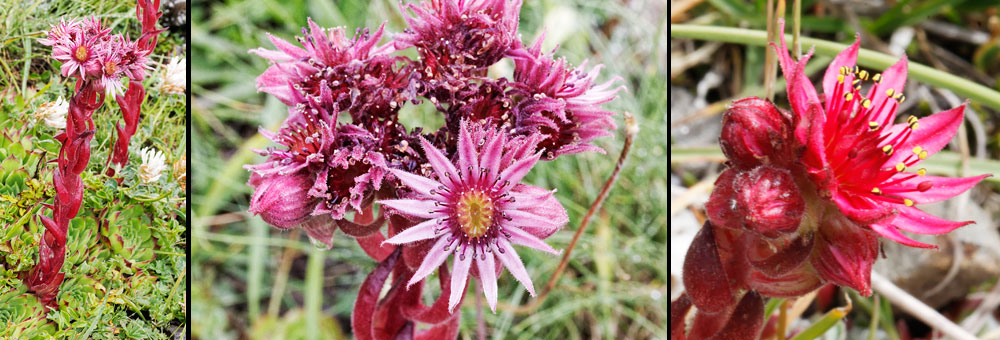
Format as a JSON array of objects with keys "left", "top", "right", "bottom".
[
  {"left": 912, "top": 146, "right": 923, "bottom": 155},
  {"left": 868, "top": 121, "right": 879, "bottom": 131},
  {"left": 882, "top": 145, "right": 894, "bottom": 155},
  {"left": 859, "top": 70, "right": 870, "bottom": 80},
  {"left": 873, "top": 73, "right": 882, "bottom": 83},
  {"left": 918, "top": 150, "right": 928, "bottom": 159},
  {"left": 844, "top": 92, "right": 854, "bottom": 101},
  {"left": 838, "top": 74, "right": 845, "bottom": 84},
  {"left": 862, "top": 98, "right": 872, "bottom": 108},
  {"left": 871, "top": 187, "right": 882, "bottom": 194},
  {"left": 904, "top": 199, "right": 914, "bottom": 207},
  {"left": 895, "top": 163, "right": 906, "bottom": 172},
  {"left": 907, "top": 116, "right": 918, "bottom": 124},
  {"left": 886, "top": 88, "right": 895, "bottom": 97},
  {"left": 917, "top": 168, "right": 926, "bottom": 176},
  {"left": 74, "top": 46, "right": 88, "bottom": 61}
]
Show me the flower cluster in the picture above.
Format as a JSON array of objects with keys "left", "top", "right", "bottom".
[
  {"left": 246, "top": 0, "right": 623, "bottom": 338},
  {"left": 672, "top": 21, "right": 990, "bottom": 340},
  {"left": 25, "top": 0, "right": 162, "bottom": 307}
]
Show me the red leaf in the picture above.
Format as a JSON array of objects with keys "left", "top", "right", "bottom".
[
  {"left": 746, "top": 233, "right": 813, "bottom": 277},
  {"left": 353, "top": 248, "right": 401, "bottom": 340},
  {"left": 707, "top": 291, "right": 765, "bottom": 340},
  {"left": 415, "top": 312, "right": 460, "bottom": 340},
  {"left": 670, "top": 293, "right": 693, "bottom": 340},
  {"left": 402, "top": 263, "right": 456, "bottom": 324},
  {"left": 357, "top": 231, "right": 395, "bottom": 261},
  {"left": 682, "top": 221, "right": 735, "bottom": 313}
]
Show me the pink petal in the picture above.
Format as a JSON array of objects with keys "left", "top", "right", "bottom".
[
  {"left": 383, "top": 219, "right": 440, "bottom": 245},
  {"left": 448, "top": 247, "right": 472, "bottom": 312},
  {"left": 492, "top": 240, "right": 535, "bottom": 296},
  {"left": 505, "top": 225, "right": 561, "bottom": 255},
  {"left": 379, "top": 199, "right": 442, "bottom": 219},
  {"left": 822, "top": 35, "right": 860, "bottom": 108},
  {"left": 505, "top": 209, "right": 564, "bottom": 228},
  {"left": 420, "top": 136, "right": 459, "bottom": 186},
  {"left": 831, "top": 190, "right": 895, "bottom": 225},
  {"left": 476, "top": 250, "right": 499, "bottom": 312},
  {"left": 458, "top": 121, "right": 479, "bottom": 180},
  {"left": 888, "top": 174, "right": 990, "bottom": 204},
  {"left": 479, "top": 132, "right": 505, "bottom": 184},
  {"left": 867, "top": 55, "right": 908, "bottom": 126},
  {"left": 869, "top": 222, "right": 937, "bottom": 249},
  {"left": 890, "top": 205, "right": 972, "bottom": 235},
  {"left": 388, "top": 168, "right": 444, "bottom": 198},
  {"left": 408, "top": 237, "right": 453, "bottom": 287},
  {"left": 267, "top": 32, "right": 308, "bottom": 59},
  {"left": 884, "top": 104, "right": 965, "bottom": 167},
  {"left": 497, "top": 151, "right": 541, "bottom": 188},
  {"left": 772, "top": 20, "right": 820, "bottom": 121}
]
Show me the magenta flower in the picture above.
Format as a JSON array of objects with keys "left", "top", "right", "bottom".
[
  {"left": 395, "top": 0, "right": 521, "bottom": 72},
  {"left": 50, "top": 30, "right": 101, "bottom": 79},
  {"left": 379, "top": 121, "right": 567, "bottom": 312},
  {"left": 510, "top": 35, "right": 624, "bottom": 159},
  {"left": 674, "top": 20, "right": 991, "bottom": 340},
  {"left": 771, "top": 20, "right": 990, "bottom": 248},
  {"left": 98, "top": 47, "right": 126, "bottom": 98},
  {"left": 248, "top": 19, "right": 397, "bottom": 109}
]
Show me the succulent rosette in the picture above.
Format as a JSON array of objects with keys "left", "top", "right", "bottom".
[
  {"left": 673, "top": 20, "right": 991, "bottom": 340},
  {"left": 245, "top": 0, "right": 624, "bottom": 338}
]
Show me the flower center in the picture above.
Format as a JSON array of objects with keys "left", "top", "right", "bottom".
[
  {"left": 455, "top": 190, "right": 494, "bottom": 238},
  {"left": 104, "top": 61, "right": 117, "bottom": 75},
  {"left": 74, "top": 46, "right": 88, "bottom": 61}
]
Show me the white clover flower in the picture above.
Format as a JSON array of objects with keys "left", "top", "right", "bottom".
[
  {"left": 35, "top": 97, "right": 69, "bottom": 129},
  {"left": 139, "top": 147, "right": 168, "bottom": 184},
  {"left": 159, "top": 56, "right": 185, "bottom": 95}
]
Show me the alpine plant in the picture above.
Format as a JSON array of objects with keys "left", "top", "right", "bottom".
[
  {"left": 25, "top": 0, "right": 163, "bottom": 307},
  {"left": 671, "top": 20, "right": 991, "bottom": 340},
  {"left": 244, "top": 0, "right": 624, "bottom": 338}
]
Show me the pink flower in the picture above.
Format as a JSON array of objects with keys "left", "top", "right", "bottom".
[
  {"left": 98, "top": 47, "right": 126, "bottom": 98},
  {"left": 117, "top": 35, "right": 154, "bottom": 81},
  {"left": 248, "top": 19, "right": 399, "bottom": 110},
  {"left": 379, "top": 121, "right": 567, "bottom": 312},
  {"left": 771, "top": 20, "right": 990, "bottom": 248},
  {"left": 38, "top": 19, "right": 79, "bottom": 47},
  {"left": 395, "top": 0, "right": 521, "bottom": 72},
  {"left": 510, "top": 34, "right": 624, "bottom": 159},
  {"left": 51, "top": 31, "right": 101, "bottom": 79}
]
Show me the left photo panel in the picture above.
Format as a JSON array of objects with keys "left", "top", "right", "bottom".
[{"left": 0, "top": 0, "right": 187, "bottom": 338}]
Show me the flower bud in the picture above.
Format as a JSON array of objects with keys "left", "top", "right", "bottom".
[
  {"left": 720, "top": 97, "right": 792, "bottom": 169},
  {"left": 248, "top": 171, "right": 319, "bottom": 228},
  {"left": 734, "top": 165, "right": 804, "bottom": 238}
]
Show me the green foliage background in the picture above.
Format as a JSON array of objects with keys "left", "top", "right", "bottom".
[
  {"left": 0, "top": 1, "right": 187, "bottom": 339},
  {"left": 191, "top": 0, "right": 667, "bottom": 339}
]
